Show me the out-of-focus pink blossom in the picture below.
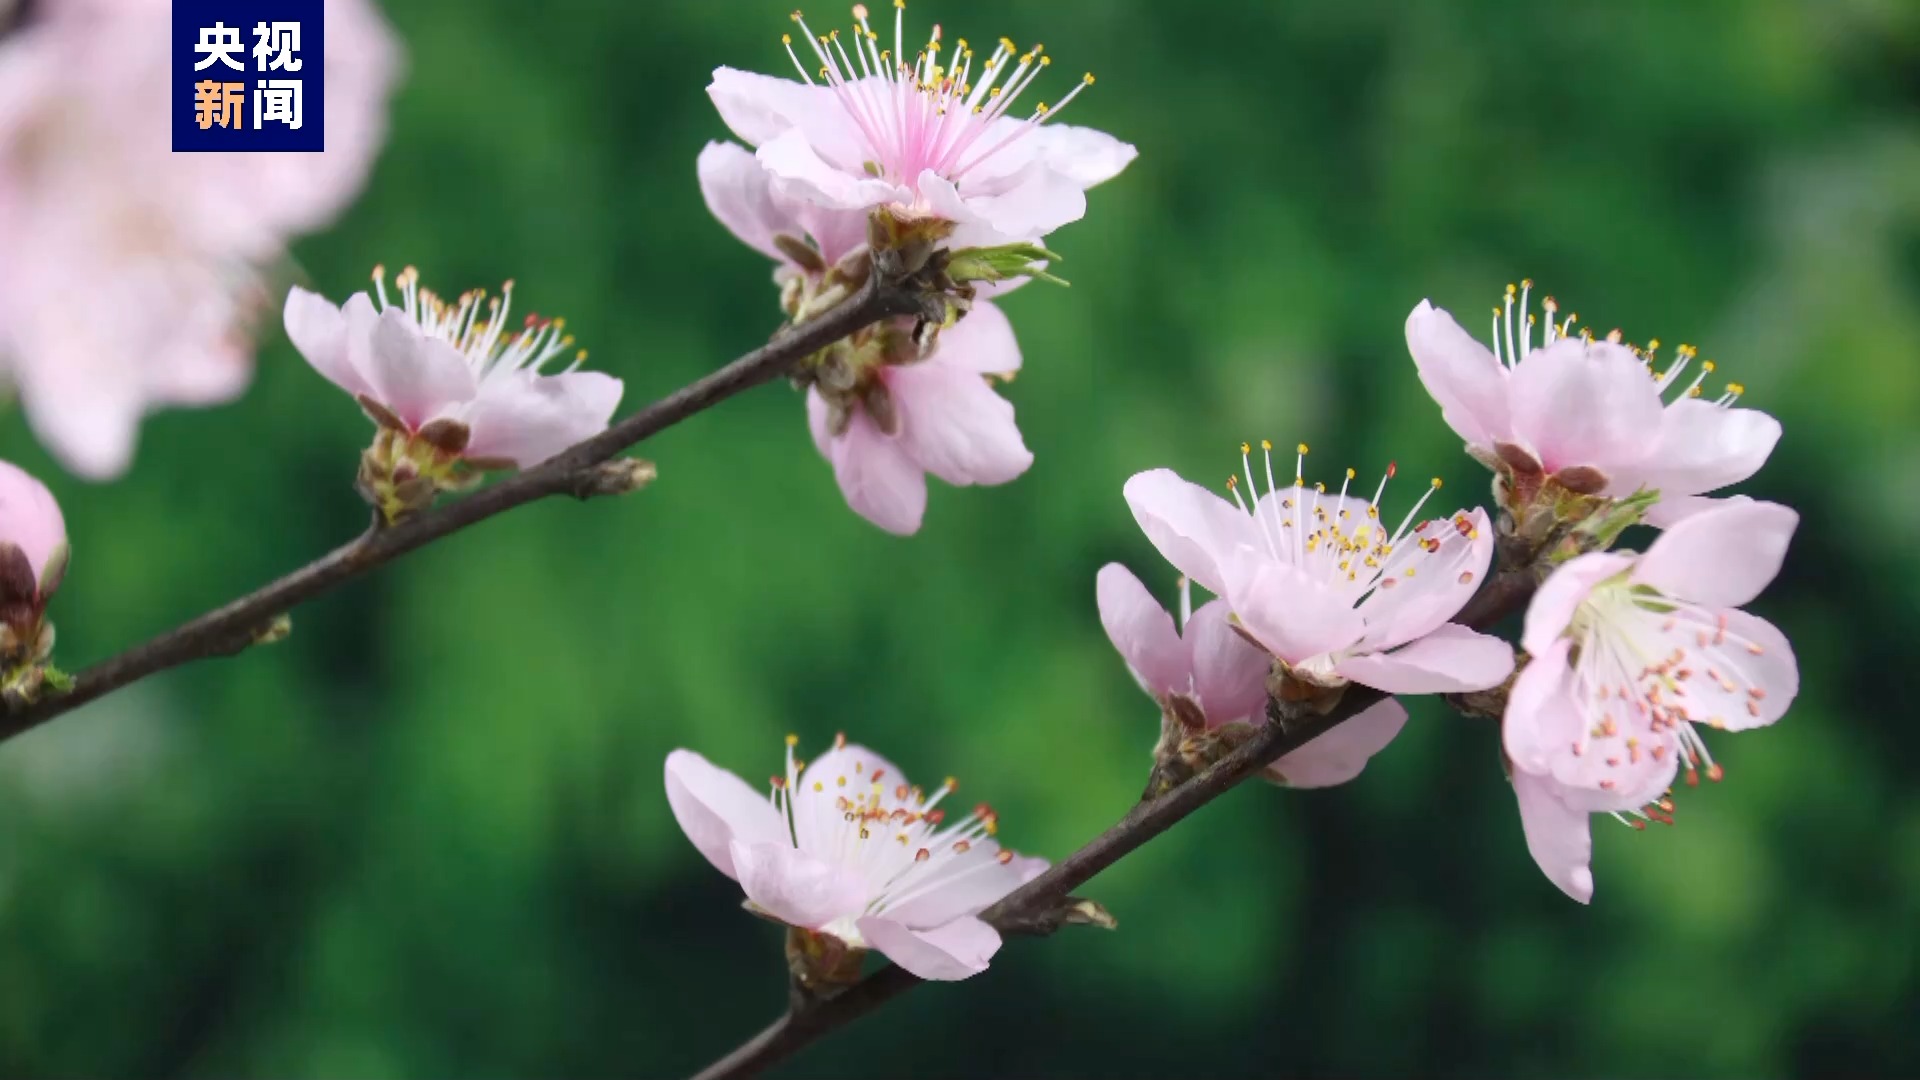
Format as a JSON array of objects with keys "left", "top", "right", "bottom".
[{"left": 0, "top": 0, "right": 401, "bottom": 478}]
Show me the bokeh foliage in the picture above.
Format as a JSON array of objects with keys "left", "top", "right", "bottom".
[{"left": 1, "top": 0, "right": 1916, "bottom": 1075}]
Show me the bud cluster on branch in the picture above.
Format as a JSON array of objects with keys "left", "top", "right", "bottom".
[{"left": 0, "top": 3, "right": 1804, "bottom": 1078}]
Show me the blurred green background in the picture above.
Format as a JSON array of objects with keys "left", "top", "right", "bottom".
[{"left": 3, "top": 0, "right": 1917, "bottom": 1076}]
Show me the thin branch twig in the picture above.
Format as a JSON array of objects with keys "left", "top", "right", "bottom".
[
  {"left": 0, "top": 272, "right": 936, "bottom": 744},
  {"left": 689, "top": 575, "right": 1540, "bottom": 1080}
]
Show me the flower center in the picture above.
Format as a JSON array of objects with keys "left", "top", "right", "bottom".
[
  {"left": 782, "top": 4, "right": 1094, "bottom": 186},
  {"left": 370, "top": 265, "right": 586, "bottom": 384},
  {"left": 1222, "top": 441, "right": 1481, "bottom": 604},
  {"left": 767, "top": 733, "right": 1015, "bottom": 943},
  {"left": 1567, "top": 578, "right": 1775, "bottom": 826},
  {"left": 1489, "top": 279, "right": 1747, "bottom": 406}
]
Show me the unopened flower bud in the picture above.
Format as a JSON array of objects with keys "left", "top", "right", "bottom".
[{"left": 0, "top": 460, "right": 69, "bottom": 705}]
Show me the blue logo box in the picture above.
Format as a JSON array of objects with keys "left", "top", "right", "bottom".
[{"left": 172, "top": 0, "right": 325, "bottom": 152}]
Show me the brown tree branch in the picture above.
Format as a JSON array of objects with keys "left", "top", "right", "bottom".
[
  {"left": 0, "top": 272, "right": 937, "bottom": 744},
  {"left": 689, "top": 581, "right": 1539, "bottom": 1080}
]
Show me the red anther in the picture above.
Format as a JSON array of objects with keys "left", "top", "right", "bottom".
[
  {"left": 996, "top": 850, "right": 1015, "bottom": 864},
  {"left": 1386, "top": 461, "right": 1397, "bottom": 479},
  {"left": 926, "top": 809, "right": 945, "bottom": 824},
  {"left": 1685, "top": 770, "right": 1700, "bottom": 787},
  {"left": 973, "top": 802, "right": 995, "bottom": 820},
  {"left": 952, "top": 840, "right": 971, "bottom": 854},
  {"left": 914, "top": 848, "right": 930, "bottom": 862},
  {"left": 871, "top": 769, "right": 887, "bottom": 784},
  {"left": 1707, "top": 764, "right": 1725, "bottom": 782}
]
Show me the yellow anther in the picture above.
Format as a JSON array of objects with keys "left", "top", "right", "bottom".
[
  {"left": 1506, "top": 283, "right": 1518, "bottom": 296},
  {"left": 1241, "top": 441, "right": 1251, "bottom": 455},
  {"left": 1297, "top": 443, "right": 1310, "bottom": 455},
  {"left": 1647, "top": 338, "right": 1661, "bottom": 351},
  {"left": 782, "top": 32, "right": 792, "bottom": 43},
  {"left": 1346, "top": 467, "right": 1356, "bottom": 480},
  {"left": 1701, "top": 360, "right": 1716, "bottom": 372},
  {"left": 1260, "top": 439, "right": 1273, "bottom": 451},
  {"left": 1084, "top": 72, "right": 1095, "bottom": 84},
  {"left": 1725, "top": 382, "right": 1745, "bottom": 396},
  {"left": 1430, "top": 477, "right": 1443, "bottom": 489},
  {"left": 791, "top": 9, "right": 804, "bottom": 21},
  {"left": 1521, "top": 278, "right": 1534, "bottom": 289},
  {"left": 785, "top": 733, "right": 799, "bottom": 746}
]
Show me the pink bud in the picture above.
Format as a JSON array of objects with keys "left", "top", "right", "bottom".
[{"left": 0, "top": 460, "right": 67, "bottom": 597}]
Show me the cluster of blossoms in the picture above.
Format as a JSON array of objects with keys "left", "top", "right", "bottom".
[
  {"left": 0, "top": 0, "right": 399, "bottom": 478},
  {"left": 0, "top": 0, "right": 1803, "bottom": 1008},
  {"left": 700, "top": 4, "right": 1136, "bottom": 534}
]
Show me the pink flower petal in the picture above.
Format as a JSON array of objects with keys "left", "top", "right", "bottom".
[
  {"left": 1632, "top": 498, "right": 1797, "bottom": 608},
  {"left": 821, "top": 406, "right": 928, "bottom": 536},
  {"left": 664, "top": 750, "right": 790, "bottom": 881},
  {"left": 1405, "top": 300, "right": 1511, "bottom": 449},
  {"left": 1521, "top": 552, "right": 1636, "bottom": 657},
  {"left": 365, "top": 308, "right": 478, "bottom": 429},
  {"left": 889, "top": 360, "right": 1032, "bottom": 487},
  {"left": 1186, "top": 598, "right": 1273, "bottom": 725},
  {"left": 284, "top": 286, "right": 371, "bottom": 399},
  {"left": 1670, "top": 609, "right": 1798, "bottom": 732},
  {"left": 1122, "top": 469, "right": 1261, "bottom": 597},
  {"left": 918, "top": 168, "right": 1088, "bottom": 247},
  {"left": 1095, "top": 563, "right": 1189, "bottom": 701},
  {"left": 1642, "top": 493, "right": 1737, "bottom": 529},
  {"left": 0, "top": 459, "right": 66, "bottom": 585},
  {"left": 1508, "top": 340, "right": 1662, "bottom": 476},
  {"left": 874, "top": 843, "right": 1046, "bottom": 928},
  {"left": 1354, "top": 507, "right": 1496, "bottom": 652},
  {"left": 1333, "top": 623, "right": 1514, "bottom": 694},
  {"left": 706, "top": 67, "right": 867, "bottom": 160},
  {"left": 1266, "top": 697, "right": 1408, "bottom": 788},
  {"left": 730, "top": 840, "right": 870, "bottom": 930},
  {"left": 1023, "top": 124, "right": 1139, "bottom": 188},
  {"left": 461, "top": 370, "right": 624, "bottom": 468},
  {"left": 933, "top": 302, "right": 1022, "bottom": 375},
  {"left": 1220, "top": 547, "right": 1368, "bottom": 666},
  {"left": 696, "top": 140, "right": 798, "bottom": 262},
  {"left": 856, "top": 914, "right": 1002, "bottom": 981},
  {"left": 793, "top": 743, "right": 910, "bottom": 853},
  {"left": 1613, "top": 398, "right": 1781, "bottom": 503},
  {"left": 757, "top": 127, "right": 903, "bottom": 212},
  {"left": 1511, "top": 770, "right": 1595, "bottom": 904},
  {"left": 1501, "top": 638, "right": 1578, "bottom": 777}
]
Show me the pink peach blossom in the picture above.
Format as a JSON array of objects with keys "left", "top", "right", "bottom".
[
  {"left": 700, "top": 139, "right": 1032, "bottom": 535},
  {"left": 0, "top": 0, "right": 400, "bottom": 478},
  {"left": 1096, "top": 564, "right": 1408, "bottom": 787},
  {"left": 1124, "top": 443, "right": 1514, "bottom": 696},
  {"left": 285, "top": 268, "right": 623, "bottom": 469},
  {"left": 708, "top": 5, "right": 1135, "bottom": 249},
  {"left": 1502, "top": 499, "right": 1800, "bottom": 902},
  {"left": 1406, "top": 283, "right": 1779, "bottom": 525},
  {"left": 665, "top": 734, "right": 1047, "bottom": 981}
]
